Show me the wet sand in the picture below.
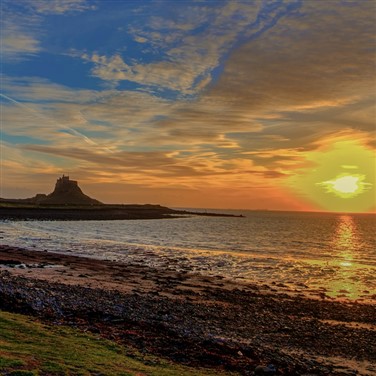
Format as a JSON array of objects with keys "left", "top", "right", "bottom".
[{"left": 0, "top": 244, "right": 375, "bottom": 375}]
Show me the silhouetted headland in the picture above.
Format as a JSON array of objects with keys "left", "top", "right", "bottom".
[{"left": 0, "top": 176, "right": 244, "bottom": 220}]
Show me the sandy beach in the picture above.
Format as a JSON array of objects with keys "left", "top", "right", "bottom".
[{"left": 0, "top": 244, "right": 375, "bottom": 375}]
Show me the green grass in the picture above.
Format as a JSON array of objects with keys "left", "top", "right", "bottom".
[{"left": 0, "top": 310, "right": 236, "bottom": 376}]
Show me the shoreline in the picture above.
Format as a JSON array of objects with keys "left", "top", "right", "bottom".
[
  {"left": 0, "top": 245, "right": 375, "bottom": 375},
  {"left": 0, "top": 205, "right": 244, "bottom": 220}
]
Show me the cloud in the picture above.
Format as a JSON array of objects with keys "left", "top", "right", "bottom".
[
  {"left": 0, "top": 3, "right": 42, "bottom": 61},
  {"left": 82, "top": 53, "right": 202, "bottom": 93},
  {"left": 1, "top": 76, "right": 104, "bottom": 104},
  {"left": 1, "top": 75, "right": 177, "bottom": 151},
  {"left": 1, "top": 78, "right": 116, "bottom": 151},
  {"left": 79, "top": 1, "right": 268, "bottom": 94},
  {"left": 1, "top": 27, "right": 41, "bottom": 60},
  {"left": 134, "top": 35, "right": 148, "bottom": 44},
  {"left": 14, "top": 142, "right": 281, "bottom": 193},
  {"left": 0, "top": 141, "right": 67, "bottom": 195},
  {"left": 209, "top": 1, "right": 375, "bottom": 113},
  {"left": 71, "top": 0, "right": 375, "bottom": 158},
  {"left": 118, "top": 0, "right": 375, "bottom": 190},
  {"left": 0, "top": 0, "right": 94, "bottom": 61},
  {"left": 28, "top": 0, "right": 95, "bottom": 14},
  {"left": 164, "top": 0, "right": 376, "bottom": 154}
]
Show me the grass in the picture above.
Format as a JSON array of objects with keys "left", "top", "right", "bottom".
[{"left": 0, "top": 310, "right": 236, "bottom": 376}]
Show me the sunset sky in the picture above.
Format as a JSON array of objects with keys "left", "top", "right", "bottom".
[{"left": 1, "top": 0, "right": 375, "bottom": 212}]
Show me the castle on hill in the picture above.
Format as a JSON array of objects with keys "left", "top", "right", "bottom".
[
  {"left": 41, "top": 175, "right": 102, "bottom": 205},
  {"left": 2, "top": 175, "right": 103, "bottom": 206}
]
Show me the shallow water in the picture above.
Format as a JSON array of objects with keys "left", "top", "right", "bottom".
[{"left": 1, "top": 210, "right": 375, "bottom": 302}]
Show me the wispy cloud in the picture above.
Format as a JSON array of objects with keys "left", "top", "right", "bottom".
[
  {"left": 1, "top": 76, "right": 104, "bottom": 103},
  {"left": 1, "top": 26, "right": 41, "bottom": 60},
  {"left": 0, "top": 2, "right": 41, "bottom": 61},
  {"left": 0, "top": 0, "right": 95, "bottom": 61},
  {"left": 30, "top": 0, "right": 95, "bottom": 14},
  {"left": 79, "top": 1, "right": 267, "bottom": 94}
]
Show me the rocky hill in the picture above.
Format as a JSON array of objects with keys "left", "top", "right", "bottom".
[
  {"left": 1, "top": 176, "right": 102, "bottom": 206},
  {"left": 41, "top": 175, "right": 102, "bottom": 205}
]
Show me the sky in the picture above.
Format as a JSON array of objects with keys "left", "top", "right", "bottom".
[{"left": 0, "top": 0, "right": 375, "bottom": 212}]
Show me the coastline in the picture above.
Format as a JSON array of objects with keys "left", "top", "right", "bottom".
[
  {"left": 0, "top": 205, "right": 244, "bottom": 220},
  {"left": 0, "top": 245, "right": 375, "bottom": 375}
]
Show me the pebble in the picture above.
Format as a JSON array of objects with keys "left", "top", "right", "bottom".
[
  {"left": 254, "top": 364, "right": 276, "bottom": 375},
  {"left": 0, "top": 264, "right": 375, "bottom": 376}
]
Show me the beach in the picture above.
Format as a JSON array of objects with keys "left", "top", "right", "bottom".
[{"left": 0, "top": 244, "right": 375, "bottom": 375}]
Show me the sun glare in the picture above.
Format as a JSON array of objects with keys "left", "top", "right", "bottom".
[
  {"left": 286, "top": 137, "right": 375, "bottom": 212},
  {"left": 331, "top": 176, "right": 359, "bottom": 193},
  {"left": 318, "top": 174, "right": 366, "bottom": 198}
]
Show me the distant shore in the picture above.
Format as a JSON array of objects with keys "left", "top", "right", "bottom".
[
  {"left": 0, "top": 204, "right": 244, "bottom": 220},
  {"left": 0, "top": 245, "right": 375, "bottom": 375}
]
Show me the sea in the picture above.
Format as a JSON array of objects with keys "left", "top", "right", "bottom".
[{"left": 1, "top": 210, "right": 375, "bottom": 303}]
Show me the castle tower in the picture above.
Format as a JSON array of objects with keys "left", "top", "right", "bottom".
[{"left": 41, "top": 176, "right": 102, "bottom": 205}]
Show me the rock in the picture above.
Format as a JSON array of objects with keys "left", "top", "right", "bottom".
[
  {"left": 0, "top": 259, "right": 22, "bottom": 266},
  {"left": 254, "top": 364, "right": 276, "bottom": 375}
]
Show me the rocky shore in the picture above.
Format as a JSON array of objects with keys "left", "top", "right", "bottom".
[{"left": 0, "top": 245, "right": 375, "bottom": 375}]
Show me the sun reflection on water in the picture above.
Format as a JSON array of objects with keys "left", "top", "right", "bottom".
[
  {"left": 334, "top": 215, "right": 358, "bottom": 264},
  {"left": 327, "top": 215, "right": 364, "bottom": 300}
]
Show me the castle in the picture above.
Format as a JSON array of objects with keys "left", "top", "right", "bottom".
[
  {"left": 55, "top": 175, "right": 78, "bottom": 190},
  {"left": 7, "top": 175, "right": 103, "bottom": 206},
  {"left": 43, "top": 175, "right": 102, "bottom": 205}
]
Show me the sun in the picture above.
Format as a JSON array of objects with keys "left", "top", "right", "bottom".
[
  {"left": 285, "top": 137, "right": 375, "bottom": 212},
  {"left": 318, "top": 173, "right": 369, "bottom": 199},
  {"left": 328, "top": 175, "right": 360, "bottom": 194}
]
